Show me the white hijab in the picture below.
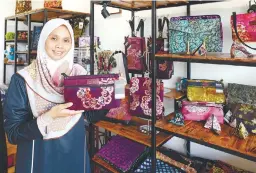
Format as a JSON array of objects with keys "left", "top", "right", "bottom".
[{"left": 18, "top": 18, "right": 86, "bottom": 139}]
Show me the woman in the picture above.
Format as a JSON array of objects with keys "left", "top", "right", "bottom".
[{"left": 3, "top": 18, "right": 91, "bottom": 173}]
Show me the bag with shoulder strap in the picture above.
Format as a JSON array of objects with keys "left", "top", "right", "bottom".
[{"left": 124, "top": 19, "right": 147, "bottom": 74}]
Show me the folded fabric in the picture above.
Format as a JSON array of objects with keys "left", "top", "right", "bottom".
[
  {"left": 169, "top": 112, "right": 184, "bottom": 126},
  {"left": 134, "top": 156, "right": 185, "bottom": 173},
  {"left": 95, "top": 135, "right": 149, "bottom": 173},
  {"left": 204, "top": 114, "right": 221, "bottom": 135}
]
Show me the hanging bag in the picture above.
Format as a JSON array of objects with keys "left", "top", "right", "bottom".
[
  {"left": 148, "top": 17, "right": 174, "bottom": 79},
  {"left": 124, "top": 19, "right": 147, "bottom": 74}
]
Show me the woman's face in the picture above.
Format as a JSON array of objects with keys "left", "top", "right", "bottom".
[{"left": 45, "top": 25, "right": 72, "bottom": 60}]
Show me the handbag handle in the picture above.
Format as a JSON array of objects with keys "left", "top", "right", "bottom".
[
  {"left": 109, "top": 50, "right": 130, "bottom": 84},
  {"left": 158, "top": 17, "right": 169, "bottom": 38},
  {"left": 232, "top": 12, "right": 256, "bottom": 50},
  {"left": 128, "top": 18, "right": 144, "bottom": 37}
]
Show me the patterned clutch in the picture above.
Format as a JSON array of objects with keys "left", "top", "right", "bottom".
[
  {"left": 187, "top": 79, "right": 225, "bottom": 104},
  {"left": 63, "top": 74, "right": 121, "bottom": 110},
  {"left": 129, "top": 77, "right": 164, "bottom": 120},
  {"left": 95, "top": 135, "right": 149, "bottom": 173},
  {"left": 44, "top": 0, "right": 62, "bottom": 9},
  {"left": 134, "top": 157, "right": 185, "bottom": 173},
  {"left": 209, "top": 160, "right": 253, "bottom": 173}
]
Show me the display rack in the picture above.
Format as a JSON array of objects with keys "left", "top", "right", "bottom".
[
  {"left": 3, "top": 8, "right": 89, "bottom": 84},
  {"left": 89, "top": 1, "right": 247, "bottom": 173}
]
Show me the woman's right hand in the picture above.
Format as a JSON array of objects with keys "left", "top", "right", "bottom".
[{"left": 47, "top": 102, "right": 84, "bottom": 119}]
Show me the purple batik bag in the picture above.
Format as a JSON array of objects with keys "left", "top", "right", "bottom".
[
  {"left": 148, "top": 17, "right": 174, "bottom": 79},
  {"left": 95, "top": 135, "right": 149, "bottom": 173},
  {"left": 129, "top": 77, "right": 164, "bottom": 120},
  {"left": 125, "top": 19, "right": 147, "bottom": 74},
  {"left": 63, "top": 74, "right": 120, "bottom": 110}
]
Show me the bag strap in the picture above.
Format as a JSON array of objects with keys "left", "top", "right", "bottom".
[
  {"left": 129, "top": 20, "right": 135, "bottom": 37},
  {"left": 109, "top": 51, "right": 130, "bottom": 84},
  {"left": 136, "top": 19, "right": 144, "bottom": 37},
  {"left": 232, "top": 12, "right": 256, "bottom": 50},
  {"left": 158, "top": 17, "right": 169, "bottom": 38}
]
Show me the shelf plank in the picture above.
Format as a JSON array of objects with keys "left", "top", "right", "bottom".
[
  {"left": 94, "top": 117, "right": 172, "bottom": 147},
  {"left": 4, "top": 62, "right": 27, "bottom": 66},
  {"left": 5, "top": 39, "right": 27, "bottom": 43},
  {"left": 92, "top": 156, "right": 119, "bottom": 173},
  {"left": 156, "top": 113, "right": 256, "bottom": 162},
  {"left": 94, "top": 1, "right": 222, "bottom": 11},
  {"left": 5, "top": 8, "right": 89, "bottom": 22},
  {"left": 164, "top": 88, "right": 184, "bottom": 99},
  {"left": 156, "top": 53, "right": 256, "bottom": 67}
]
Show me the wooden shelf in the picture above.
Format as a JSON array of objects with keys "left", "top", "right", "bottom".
[
  {"left": 92, "top": 156, "right": 119, "bottom": 173},
  {"left": 5, "top": 39, "right": 27, "bottom": 43},
  {"left": 4, "top": 62, "right": 27, "bottom": 66},
  {"left": 156, "top": 53, "right": 256, "bottom": 67},
  {"left": 5, "top": 8, "right": 89, "bottom": 22},
  {"left": 164, "top": 88, "right": 184, "bottom": 99},
  {"left": 156, "top": 113, "right": 256, "bottom": 162},
  {"left": 94, "top": 1, "right": 222, "bottom": 11},
  {"left": 16, "top": 51, "right": 37, "bottom": 54},
  {"left": 94, "top": 117, "right": 172, "bottom": 147}
]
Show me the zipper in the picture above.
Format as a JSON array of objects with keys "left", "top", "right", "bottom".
[{"left": 64, "top": 84, "right": 114, "bottom": 88}]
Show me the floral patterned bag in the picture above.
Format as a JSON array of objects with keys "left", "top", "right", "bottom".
[
  {"left": 129, "top": 77, "right": 164, "bottom": 120},
  {"left": 125, "top": 19, "right": 147, "bottom": 74},
  {"left": 63, "top": 74, "right": 121, "bottom": 110},
  {"left": 169, "top": 15, "right": 223, "bottom": 54},
  {"left": 15, "top": 0, "right": 31, "bottom": 14},
  {"left": 44, "top": 0, "right": 62, "bottom": 9}
]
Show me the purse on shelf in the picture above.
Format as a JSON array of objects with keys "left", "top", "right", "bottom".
[
  {"left": 181, "top": 101, "right": 224, "bottom": 123},
  {"left": 15, "top": 0, "right": 31, "bottom": 14},
  {"left": 96, "top": 50, "right": 117, "bottom": 74},
  {"left": 134, "top": 156, "right": 185, "bottom": 173},
  {"left": 124, "top": 19, "right": 147, "bottom": 74},
  {"left": 209, "top": 160, "right": 254, "bottom": 173},
  {"left": 187, "top": 79, "right": 225, "bottom": 104},
  {"left": 230, "top": 12, "right": 256, "bottom": 58},
  {"left": 227, "top": 83, "right": 256, "bottom": 106},
  {"left": 169, "top": 15, "right": 223, "bottom": 54},
  {"left": 148, "top": 17, "right": 174, "bottom": 79},
  {"left": 229, "top": 103, "right": 256, "bottom": 134},
  {"left": 95, "top": 135, "right": 149, "bottom": 173},
  {"left": 44, "top": 0, "right": 62, "bottom": 9},
  {"left": 129, "top": 77, "right": 164, "bottom": 120}
]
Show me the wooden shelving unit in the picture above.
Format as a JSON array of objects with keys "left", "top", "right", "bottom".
[
  {"left": 90, "top": 1, "right": 255, "bottom": 173},
  {"left": 94, "top": 116, "right": 172, "bottom": 147},
  {"left": 156, "top": 113, "right": 256, "bottom": 162}
]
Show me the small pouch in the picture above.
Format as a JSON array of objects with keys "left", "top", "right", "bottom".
[
  {"left": 169, "top": 112, "right": 184, "bottom": 126},
  {"left": 181, "top": 101, "right": 224, "bottom": 123},
  {"left": 95, "top": 135, "right": 149, "bottom": 173},
  {"left": 187, "top": 79, "right": 225, "bottom": 103},
  {"left": 63, "top": 74, "right": 121, "bottom": 110},
  {"left": 204, "top": 114, "right": 221, "bottom": 135}
]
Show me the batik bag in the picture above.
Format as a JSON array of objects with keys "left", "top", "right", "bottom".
[
  {"left": 231, "top": 12, "right": 256, "bottom": 42},
  {"left": 63, "top": 74, "right": 121, "bottom": 110},
  {"left": 148, "top": 17, "right": 174, "bottom": 79},
  {"left": 169, "top": 15, "right": 223, "bottom": 54},
  {"left": 129, "top": 77, "right": 164, "bottom": 120},
  {"left": 125, "top": 19, "right": 147, "bottom": 74},
  {"left": 95, "top": 135, "right": 149, "bottom": 173},
  {"left": 134, "top": 156, "right": 185, "bottom": 173},
  {"left": 15, "top": 0, "right": 31, "bottom": 14},
  {"left": 187, "top": 79, "right": 225, "bottom": 104},
  {"left": 181, "top": 101, "right": 224, "bottom": 123},
  {"left": 44, "top": 0, "right": 62, "bottom": 9}
]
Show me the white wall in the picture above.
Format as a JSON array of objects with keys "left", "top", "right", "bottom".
[{"left": 0, "top": 0, "right": 255, "bottom": 172}]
